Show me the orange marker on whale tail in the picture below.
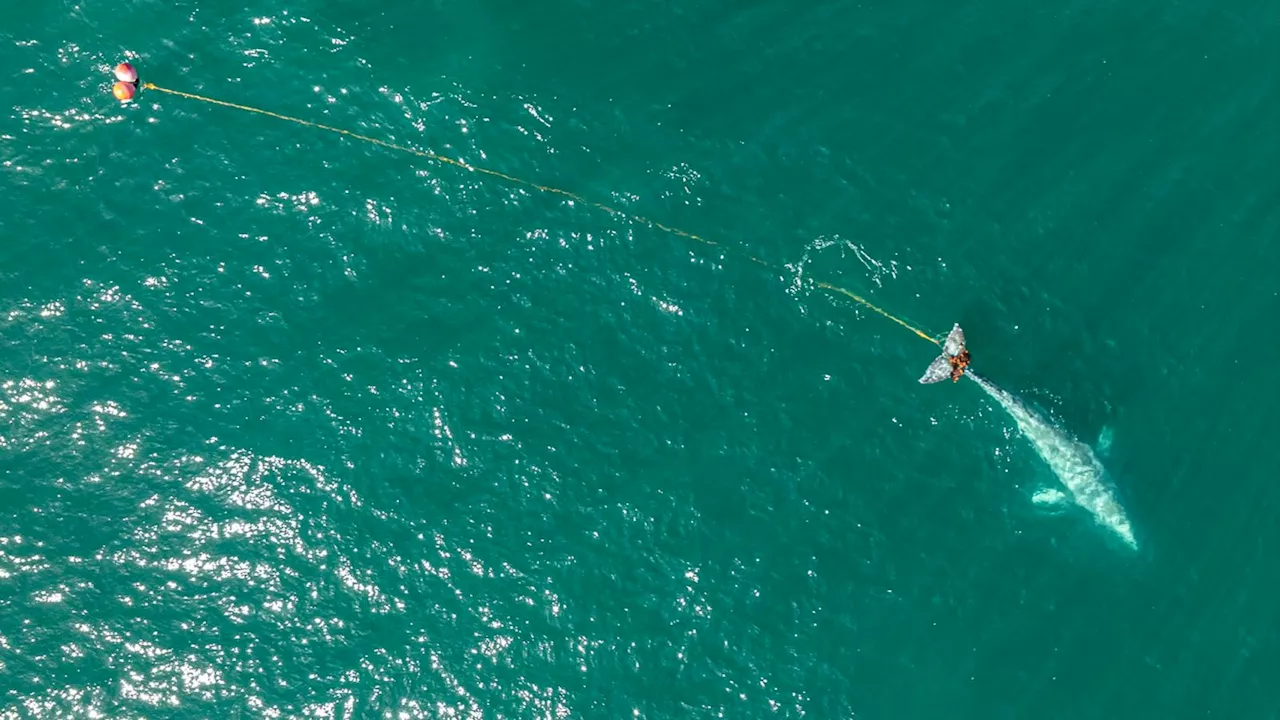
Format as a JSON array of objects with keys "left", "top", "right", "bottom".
[{"left": 110, "top": 61, "right": 139, "bottom": 102}]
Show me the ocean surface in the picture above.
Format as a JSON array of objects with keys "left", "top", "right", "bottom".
[{"left": 4, "top": 1, "right": 1279, "bottom": 717}]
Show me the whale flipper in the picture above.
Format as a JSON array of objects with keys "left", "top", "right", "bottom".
[
  {"left": 1032, "top": 487, "right": 1068, "bottom": 506},
  {"left": 918, "top": 354, "right": 952, "bottom": 384},
  {"left": 1097, "top": 426, "right": 1114, "bottom": 457}
]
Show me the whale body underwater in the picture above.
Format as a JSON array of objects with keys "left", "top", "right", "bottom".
[{"left": 919, "top": 324, "right": 1136, "bottom": 549}]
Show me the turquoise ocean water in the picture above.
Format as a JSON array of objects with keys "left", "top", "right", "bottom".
[{"left": 4, "top": 1, "right": 1279, "bottom": 717}]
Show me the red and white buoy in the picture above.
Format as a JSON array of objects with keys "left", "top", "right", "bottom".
[
  {"left": 113, "top": 62, "right": 138, "bottom": 84},
  {"left": 112, "top": 81, "right": 136, "bottom": 102},
  {"left": 109, "top": 61, "right": 139, "bottom": 102}
]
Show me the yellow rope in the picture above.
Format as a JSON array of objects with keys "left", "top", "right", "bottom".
[
  {"left": 813, "top": 282, "right": 937, "bottom": 345},
  {"left": 140, "top": 81, "right": 940, "bottom": 348}
]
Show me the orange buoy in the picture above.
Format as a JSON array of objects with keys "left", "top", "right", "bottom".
[
  {"left": 112, "top": 81, "right": 136, "bottom": 102},
  {"left": 113, "top": 62, "right": 138, "bottom": 84}
]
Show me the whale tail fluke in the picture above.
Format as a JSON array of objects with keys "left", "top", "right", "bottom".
[
  {"left": 918, "top": 324, "right": 970, "bottom": 384},
  {"left": 918, "top": 354, "right": 952, "bottom": 384}
]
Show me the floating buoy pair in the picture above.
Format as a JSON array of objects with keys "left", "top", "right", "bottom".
[{"left": 111, "top": 62, "right": 139, "bottom": 102}]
